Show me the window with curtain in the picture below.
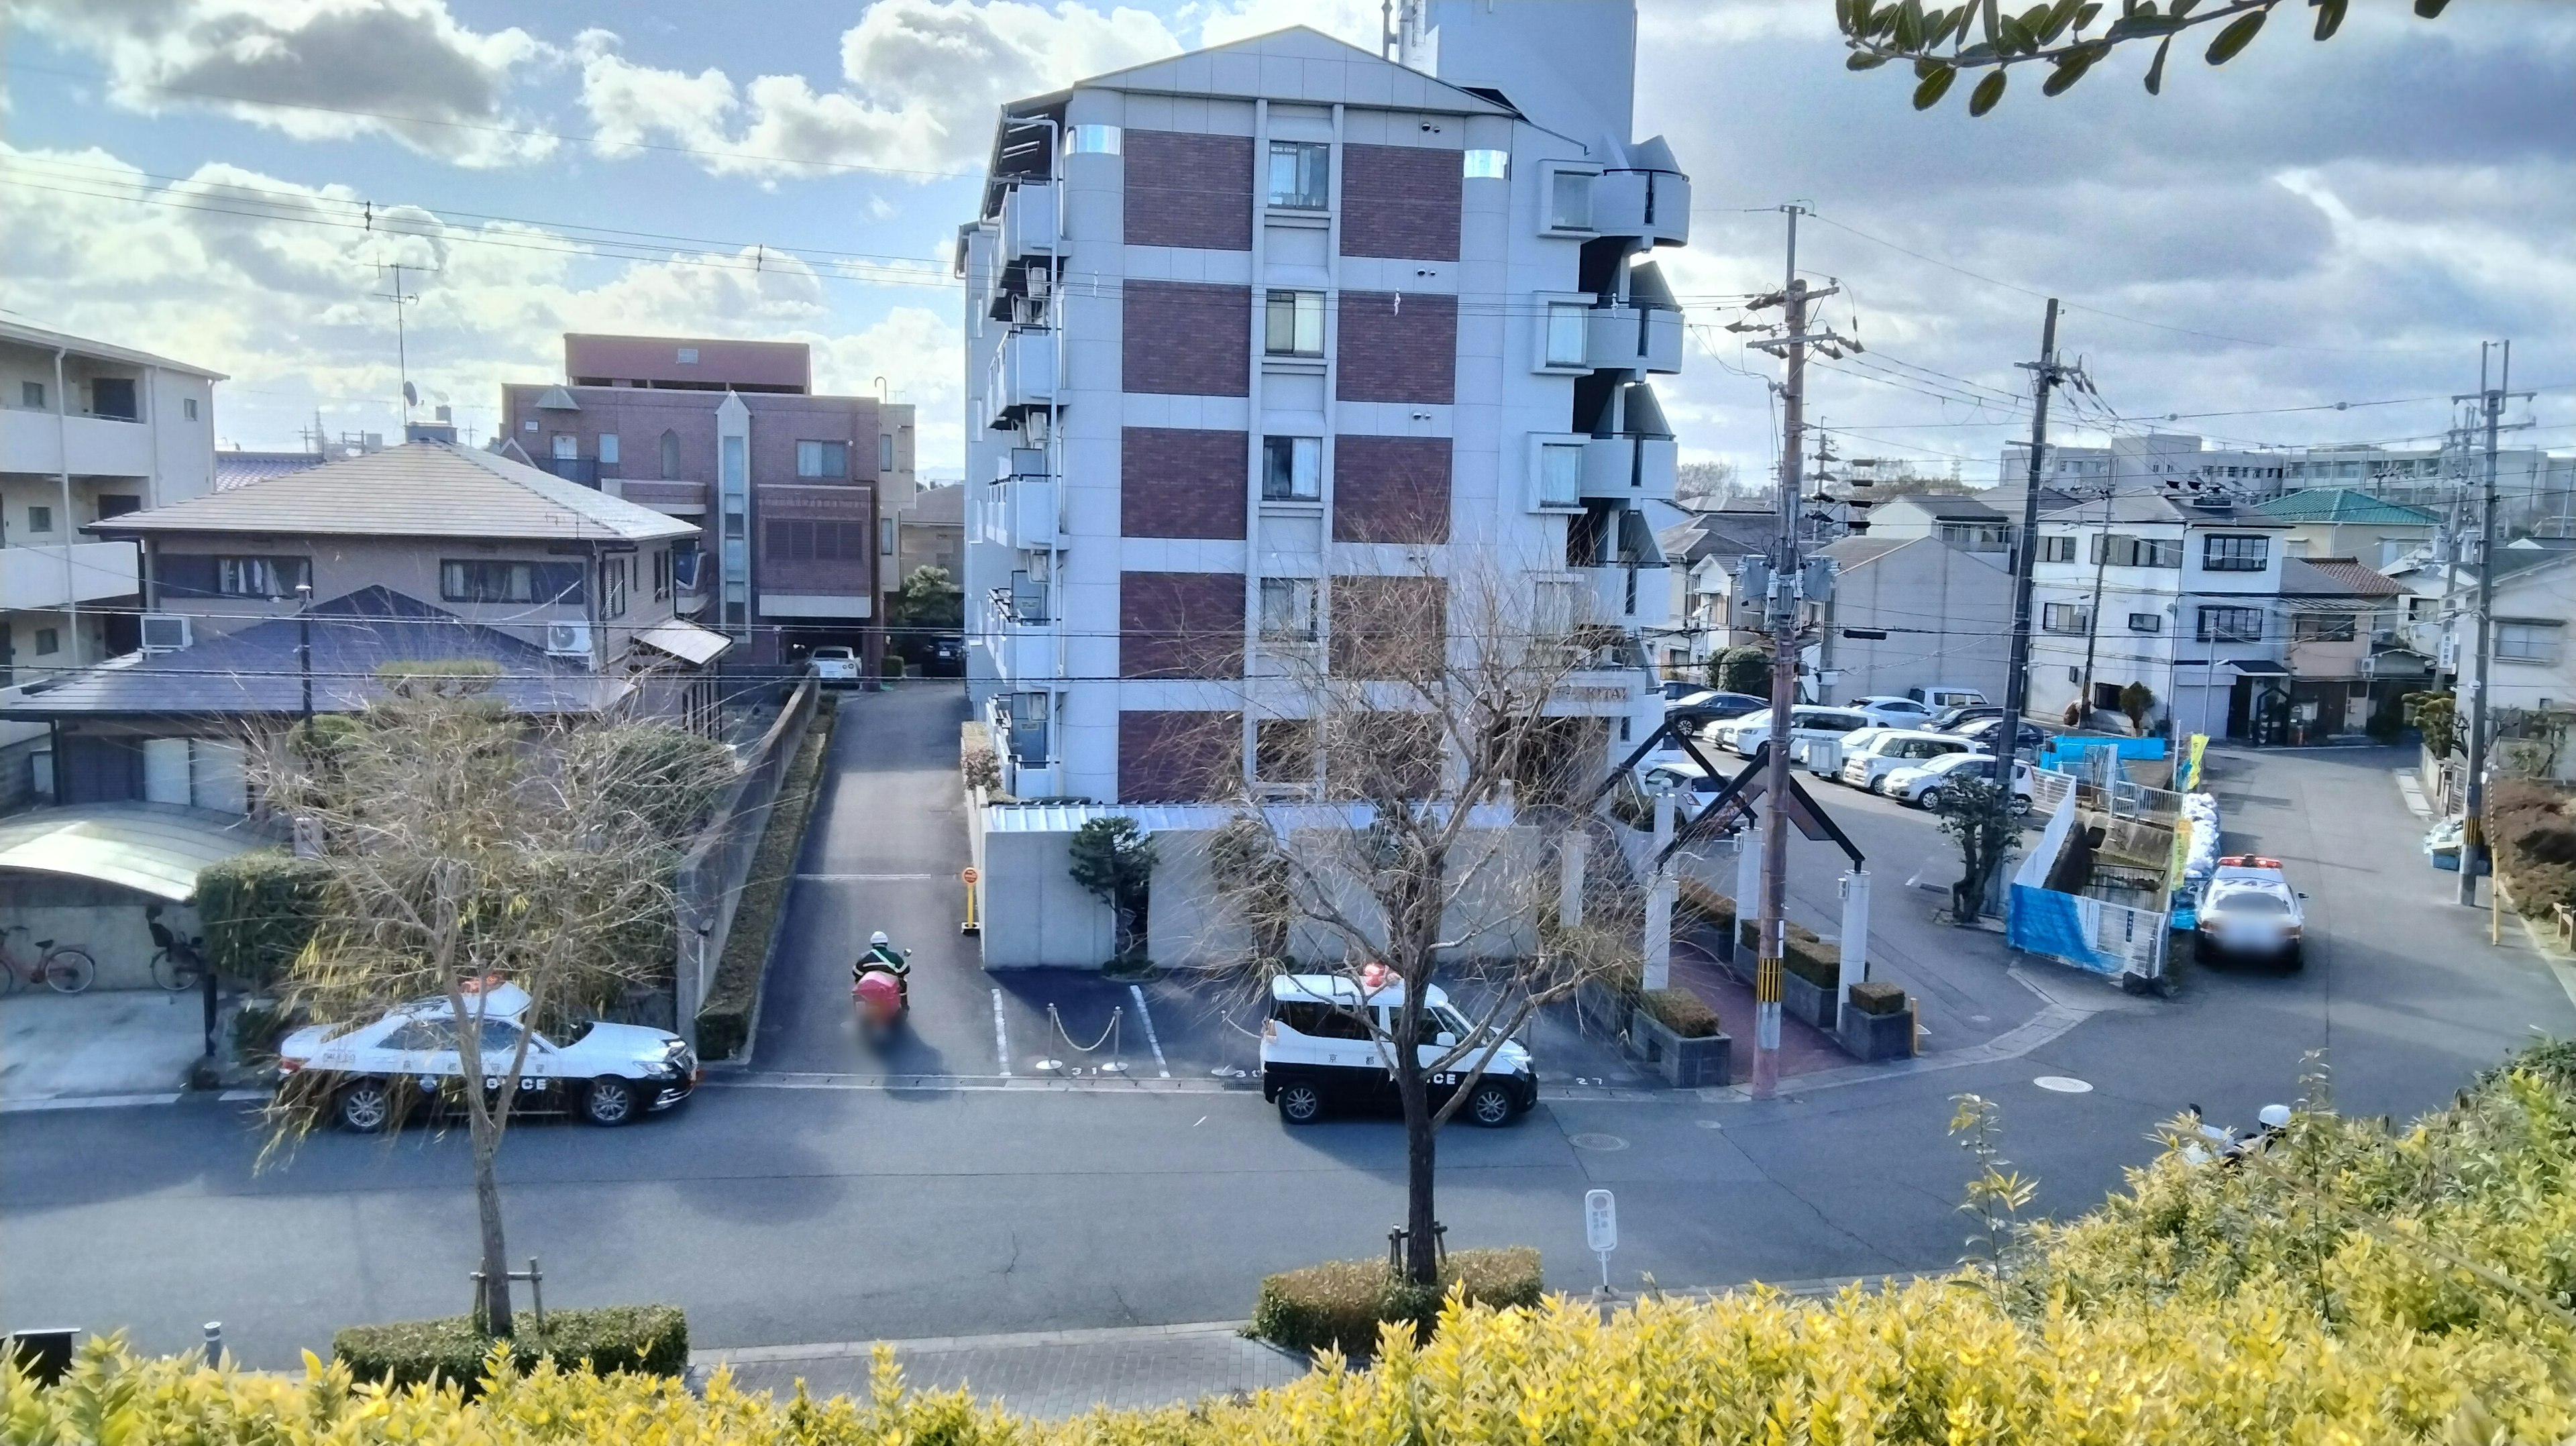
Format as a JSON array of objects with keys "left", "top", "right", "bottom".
[
  {"left": 1261, "top": 437, "right": 1321, "bottom": 501},
  {"left": 1263, "top": 290, "right": 1324, "bottom": 357}
]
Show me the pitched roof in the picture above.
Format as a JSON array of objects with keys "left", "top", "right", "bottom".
[
  {"left": 1074, "top": 27, "right": 1519, "bottom": 115},
  {"left": 0, "top": 587, "right": 629, "bottom": 720},
  {"left": 214, "top": 450, "right": 326, "bottom": 491},
  {"left": 88, "top": 441, "right": 695, "bottom": 543},
  {"left": 0, "top": 318, "right": 227, "bottom": 379},
  {"left": 2282, "top": 557, "right": 2405, "bottom": 598},
  {"left": 900, "top": 483, "right": 963, "bottom": 526},
  {"left": 1817, "top": 536, "right": 1915, "bottom": 569},
  {"left": 2040, "top": 489, "right": 2288, "bottom": 527},
  {"left": 2254, "top": 488, "right": 2440, "bottom": 526}
]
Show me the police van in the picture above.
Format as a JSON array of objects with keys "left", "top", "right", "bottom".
[{"left": 1260, "top": 973, "right": 1536, "bottom": 1127}]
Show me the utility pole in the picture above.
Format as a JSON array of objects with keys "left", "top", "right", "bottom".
[
  {"left": 2076, "top": 484, "right": 2115, "bottom": 727},
  {"left": 1987, "top": 299, "right": 2076, "bottom": 921},
  {"left": 1743, "top": 206, "right": 1851, "bottom": 1097},
  {"left": 2457, "top": 340, "right": 2513, "bottom": 906}
]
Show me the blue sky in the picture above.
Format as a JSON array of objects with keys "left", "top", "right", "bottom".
[{"left": 5, "top": 0, "right": 2569, "bottom": 484}]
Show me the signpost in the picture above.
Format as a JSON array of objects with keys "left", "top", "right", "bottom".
[
  {"left": 961, "top": 867, "right": 981, "bottom": 935},
  {"left": 1584, "top": 1188, "right": 1617, "bottom": 1294}
]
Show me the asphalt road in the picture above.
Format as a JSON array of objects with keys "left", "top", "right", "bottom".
[{"left": 3, "top": 702, "right": 2567, "bottom": 1366}]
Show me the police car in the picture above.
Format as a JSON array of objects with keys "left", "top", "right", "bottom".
[
  {"left": 276, "top": 982, "right": 700, "bottom": 1132},
  {"left": 2194, "top": 856, "right": 2306, "bottom": 969},
  {"left": 1260, "top": 973, "right": 1536, "bottom": 1127}
]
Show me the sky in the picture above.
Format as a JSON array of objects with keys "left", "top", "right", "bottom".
[{"left": 4, "top": 0, "right": 2570, "bottom": 486}]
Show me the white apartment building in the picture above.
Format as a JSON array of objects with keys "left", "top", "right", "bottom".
[
  {"left": 2005, "top": 433, "right": 2576, "bottom": 537},
  {"left": 0, "top": 320, "right": 221, "bottom": 806},
  {"left": 959, "top": 5, "right": 1687, "bottom": 801}
]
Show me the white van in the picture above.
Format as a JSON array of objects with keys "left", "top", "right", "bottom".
[
  {"left": 1907, "top": 685, "right": 1988, "bottom": 710},
  {"left": 1837, "top": 729, "right": 1979, "bottom": 792},
  {"left": 1261, "top": 974, "right": 1534, "bottom": 1127},
  {"left": 1722, "top": 706, "right": 1870, "bottom": 759}
]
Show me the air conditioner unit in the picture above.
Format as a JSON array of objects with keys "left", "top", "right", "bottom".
[
  {"left": 545, "top": 621, "right": 595, "bottom": 659},
  {"left": 139, "top": 613, "right": 191, "bottom": 653}
]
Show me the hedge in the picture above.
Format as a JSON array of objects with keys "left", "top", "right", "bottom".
[
  {"left": 695, "top": 693, "right": 839, "bottom": 1059},
  {"left": 1250, "top": 1247, "right": 1544, "bottom": 1358},
  {"left": 1737, "top": 916, "right": 1840, "bottom": 989},
  {"left": 332, "top": 1304, "right": 687, "bottom": 1395},
  {"left": 1638, "top": 987, "right": 1721, "bottom": 1038},
  {"left": 2485, "top": 779, "right": 2576, "bottom": 918},
  {"left": 195, "top": 849, "right": 327, "bottom": 986},
  {"left": 19, "top": 1042, "right": 2576, "bottom": 1443},
  {"left": 1847, "top": 979, "right": 1907, "bottom": 1016}
]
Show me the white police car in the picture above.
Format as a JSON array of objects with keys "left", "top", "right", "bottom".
[
  {"left": 2194, "top": 856, "right": 2306, "bottom": 969},
  {"left": 276, "top": 982, "right": 700, "bottom": 1131},
  {"left": 1260, "top": 973, "right": 1536, "bottom": 1127}
]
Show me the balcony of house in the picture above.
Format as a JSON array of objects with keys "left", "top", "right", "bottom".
[
  {"left": 537, "top": 455, "right": 600, "bottom": 487},
  {"left": 1579, "top": 435, "right": 1678, "bottom": 503},
  {"left": 1591, "top": 166, "right": 1690, "bottom": 247},
  {"left": 1585, "top": 304, "right": 1683, "bottom": 375},
  {"left": 0, "top": 408, "right": 154, "bottom": 479},
  {"left": 1001, "top": 182, "right": 1057, "bottom": 264},
  {"left": 986, "top": 448, "right": 1057, "bottom": 551},
  {"left": 985, "top": 575, "right": 1056, "bottom": 681},
  {"left": 982, "top": 331, "right": 1055, "bottom": 432},
  {"left": 1, "top": 540, "right": 140, "bottom": 611},
  {"left": 1583, "top": 560, "right": 1672, "bottom": 632}
]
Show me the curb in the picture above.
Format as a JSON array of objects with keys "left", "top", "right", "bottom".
[{"left": 694, "top": 1319, "right": 1269, "bottom": 1369}]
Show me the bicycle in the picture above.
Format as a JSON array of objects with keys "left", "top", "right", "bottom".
[
  {"left": 0, "top": 927, "right": 96, "bottom": 995},
  {"left": 148, "top": 911, "right": 207, "bottom": 993}
]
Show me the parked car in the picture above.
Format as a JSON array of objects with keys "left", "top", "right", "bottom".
[
  {"left": 276, "top": 983, "right": 700, "bottom": 1132},
  {"left": 1660, "top": 679, "right": 1706, "bottom": 702},
  {"left": 1717, "top": 706, "right": 1870, "bottom": 759},
  {"left": 1850, "top": 694, "right": 1939, "bottom": 729},
  {"left": 1930, "top": 704, "right": 2006, "bottom": 732},
  {"left": 1837, "top": 729, "right": 1980, "bottom": 792},
  {"left": 925, "top": 633, "right": 966, "bottom": 677},
  {"left": 2194, "top": 856, "right": 2306, "bottom": 969},
  {"left": 1947, "top": 715, "right": 2051, "bottom": 753},
  {"left": 1262, "top": 974, "right": 1534, "bottom": 1127},
  {"left": 806, "top": 645, "right": 861, "bottom": 686},
  {"left": 1666, "top": 689, "right": 1768, "bottom": 728},
  {"left": 1883, "top": 752, "right": 2035, "bottom": 812},
  {"left": 1908, "top": 685, "right": 1989, "bottom": 710}
]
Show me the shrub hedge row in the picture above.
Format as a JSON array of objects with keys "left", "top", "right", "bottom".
[
  {"left": 1637, "top": 987, "right": 1721, "bottom": 1038},
  {"left": 695, "top": 693, "right": 839, "bottom": 1059},
  {"left": 1250, "top": 1247, "right": 1544, "bottom": 1358},
  {"left": 1737, "top": 917, "right": 1841, "bottom": 989},
  {"left": 331, "top": 1304, "right": 687, "bottom": 1394},
  {"left": 195, "top": 849, "right": 328, "bottom": 986}
]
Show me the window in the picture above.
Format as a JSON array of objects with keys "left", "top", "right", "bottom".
[
  {"left": 1067, "top": 124, "right": 1120, "bottom": 155},
  {"left": 652, "top": 548, "right": 672, "bottom": 602},
  {"left": 20, "top": 381, "right": 42, "bottom": 408},
  {"left": 552, "top": 433, "right": 579, "bottom": 460},
  {"left": 1256, "top": 718, "right": 1316, "bottom": 782},
  {"left": 439, "top": 560, "right": 584, "bottom": 605},
  {"left": 1259, "top": 576, "right": 1318, "bottom": 640},
  {"left": 96, "top": 494, "right": 141, "bottom": 519},
  {"left": 91, "top": 378, "right": 138, "bottom": 419},
  {"left": 2292, "top": 612, "right": 2355, "bottom": 642},
  {"left": 880, "top": 433, "right": 896, "bottom": 471},
  {"left": 762, "top": 519, "right": 871, "bottom": 561},
  {"left": 659, "top": 429, "right": 681, "bottom": 480},
  {"left": 1267, "top": 140, "right": 1329, "bottom": 209},
  {"left": 2128, "top": 612, "right": 2163, "bottom": 634},
  {"left": 1262, "top": 436, "right": 1322, "bottom": 501},
  {"left": 182, "top": 397, "right": 199, "bottom": 421},
  {"left": 600, "top": 557, "right": 628, "bottom": 620},
  {"left": 33, "top": 628, "right": 58, "bottom": 656},
  {"left": 676, "top": 347, "right": 699, "bottom": 365},
  {"left": 523, "top": 419, "right": 537, "bottom": 431},
  {"left": 796, "top": 440, "right": 849, "bottom": 478},
  {"left": 598, "top": 433, "right": 619, "bottom": 467},
  {"left": 26, "top": 506, "right": 52, "bottom": 534},
  {"left": 1938, "top": 522, "right": 2010, "bottom": 551},
  {"left": 723, "top": 506, "right": 745, "bottom": 539},
  {"left": 2041, "top": 603, "right": 2091, "bottom": 634},
  {"left": 1462, "top": 148, "right": 1508, "bottom": 180},
  {"left": 217, "top": 556, "right": 309, "bottom": 599},
  {"left": 1005, "top": 691, "right": 1051, "bottom": 762},
  {"left": 1535, "top": 441, "right": 1583, "bottom": 508},
  {"left": 881, "top": 517, "right": 897, "bottom": 556},
  {"left": 1548, "top": 169, "right": 1593, "bottom": 229},
  {"left": 2038, "top": 534, "right": 2076, "bottom": 562},
  {"left": 2203, "top": 533, "right": 2270, "bottom": 571},
  {"left": 1263, "top": 290, "right": 1325, "bottom": 357},
  {"left": 2092, "top": 534, "right": 2182, "bottom": 567},
  {"left": 2498, "top": 620, "right": 2563, "bottom": 665},
  {"left": 1273, "top": 1000, "right": 1368, "bottom": 1040},
  {"left": 2196, "top": 606, "right": 2264, "bottom": 643},
  {"left": 1544, "top": 302, "right": 1589, "bottom": 368}
]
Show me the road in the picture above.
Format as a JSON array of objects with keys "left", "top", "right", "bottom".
[{"left": 3, "top": 696, "right": 2567, "bottom": 1366}]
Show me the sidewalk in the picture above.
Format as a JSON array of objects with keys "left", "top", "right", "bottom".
[{"left": 696, "top": 1321, "right": 1308, "bottom": 1418}]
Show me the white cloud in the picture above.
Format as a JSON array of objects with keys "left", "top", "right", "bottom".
[{"left": 11, "top": 0, "right": 554, "bottom": 166}]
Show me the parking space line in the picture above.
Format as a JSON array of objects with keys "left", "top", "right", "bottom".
[
  {"left": 795, "top": 873, "right": 946, "bottom": 882},
  {"left": 991, "top": 988, "right": 1012, "bottom": 1076},
  {"left": 1128, "top": 984, "right": 1171, "bottom": 1078}
]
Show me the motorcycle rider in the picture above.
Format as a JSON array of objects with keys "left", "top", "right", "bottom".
[{"left": 854, "top": 930, "right": 910, "bottom": 1009}]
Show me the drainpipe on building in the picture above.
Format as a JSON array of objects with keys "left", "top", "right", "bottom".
[{"left": 52, "top": 347, "right": 77, "bottom": 673}]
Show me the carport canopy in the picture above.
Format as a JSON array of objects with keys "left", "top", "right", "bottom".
[{"left": 0, "top": 803, "right": 273, "bottom": 902}]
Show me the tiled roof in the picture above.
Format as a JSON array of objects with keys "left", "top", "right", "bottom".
[
  {"left": 2253, "top": 488, "right": 2440, "bottom": 526},
  {"left": 2282, "top": 557, "right": 2406, "bottom": 598},
  {"left": 214, "top": 451, "right": 325, "bottom": 490},
  {"left": 2040, "top": 489, "right": 2287, "bottom": 526},
  {"left": 89, "top": 441, "right": 695, "bottom": 543},
  {"left": 0, "top": 587, "right": 629, "bottom": 720}
]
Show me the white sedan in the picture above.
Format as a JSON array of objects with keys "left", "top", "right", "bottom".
[
  {"left": 1882, "top": 753, "right": 2035, "bottom": 812},
  {"left": 277, "top": 984, "right": 700, "bottom": 1132},
  {"left": 1850, "top": 695, "right": 1939, "bottom": 729}
]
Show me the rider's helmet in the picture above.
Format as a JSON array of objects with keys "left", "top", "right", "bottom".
[
  {"left": 2257, "top": 1103, "right": 2292, "bottom": 1129},
  {"left": 870, "top": 931, "right": 892, "bottom": 947}
]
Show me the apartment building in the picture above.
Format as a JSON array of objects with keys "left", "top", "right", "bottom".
[
  {"left": 959, "top": 5, "right": 1688, "bottom": 801},
  {"left": 498, "top": 334, "right": 914, "bottom": 668},
  {"left": 2005, "top": 433, "right": 2576, "bottom": 537},
  {"left": 0, "top": 320, "right": 222, "bottom": 806}
]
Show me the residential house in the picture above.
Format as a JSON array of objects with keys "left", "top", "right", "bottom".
[
  {"left": 2253, "top": 487, "right": 2440, "bottom": 569},
  {"left": 1656, "top": 504, "right": 1770, "bottom": 679},
  {"left": 498, "top": 333, "right": 913, "bottom": 668},
  {"left": 1806, "top": 533, "right": 2010, "bottom": 706},
  {"left": 1859, "top": 492, "right": 2021, "bottom": 552},
  {"left": 959, "top": 5, "right": 1690, "bottom": 801},
  {"left": 2273, "top": 556, "right": 2417, "bottom": 742},
  {"left": 896, "top": 481, "right": 965, "bottom": 592},
  {"left": 0, "top": 320, "right": 223, "bottom": 810}
]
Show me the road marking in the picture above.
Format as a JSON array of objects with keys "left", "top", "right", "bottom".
[
  {"left": 991, "top": 988, "right": 1012, "bottom": 1077},
  {"left": 218, "top": 1089, "right": 270, "bottom": 1103},
  {"left": 0, "top": 1092, "right": 184, "bottom": 1113},
  {"left": 1567, "top": 1132, "right": 1628, "bottom": 1150},
  {"left": 796, "top": 873, "right": 947, "bottom": 882},
  {"left": 1128, "top": 984, "right": 1171, "bottom": 1078},
  {"left": 2033, "top": 1075, "right": 2093, "bottom": 1093}
]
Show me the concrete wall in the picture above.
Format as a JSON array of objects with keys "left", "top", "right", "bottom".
[{"left": 0, "top": 873, "right": 198, "bottom": 991}]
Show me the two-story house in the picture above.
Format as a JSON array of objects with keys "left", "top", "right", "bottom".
[
  {"left": 1, "top": 442, "right": 727, "bottom": 811},
  {"left": 2253, "top": 488, "right": 2440, "bottom": 569},
  {"left": 0, "top": 321, "right": 223, "bottom": 808}
]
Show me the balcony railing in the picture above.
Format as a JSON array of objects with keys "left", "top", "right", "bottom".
[
  {"left": 1579, "top": 435, "right": 1678, "bottom": 502},
  {"left": 1, "top": 540, "right": 140, "bottom": 610},
  {"left": 1585, "top": 304, "right": 1684, "bottom": 374},
  {"left": 1591, "top": 168, "right": 1690, "bottom": 246},
  {"left": 983, "top": 330, "right": 1055, "bottom": 431},
  {"left": 1583, "top": 561, "right": 1673, "bottom": 631},
  {"left": 986, "top": 474, "right": 1058, "bottom": 551},
  {"left": 1001, "top": 182, "right": 1057, "bottom": 262},
  {"left": 0, "top": 409, "right": 154, "bottom": 478},
  {"left": 539, "top": 456, "right": 600, "bottom": 486}
]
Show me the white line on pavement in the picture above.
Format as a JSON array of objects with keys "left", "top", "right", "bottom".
[
  {"left": 0, "top": 1092, "right": 184, "bottom": 1113},
  {"left": 991, "top": 988, "right": 1012, "bottom": 1076},
  {"left": 796, "top": 873, "right": 947, "bottom": 882},
  {"left": 1128, "top": 983, "right": 1171, "bottom": 1078}
]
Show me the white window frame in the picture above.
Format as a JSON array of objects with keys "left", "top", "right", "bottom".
[
  {"left": 2127, "top": 612, "right": 2162, "bottom": 634},
  {"left": 1266, "top": 140, "right": 1330, "bottom": 211},
  {"left": 1541, "top": 163, "right": 1599, "bottom": 234},
  {"left": 1258, "top": 575, "right": 1319, "bottom": 641},
  {"left": 1536, "top": 296, "right": 1591, "bottom": 372},
  {"left": 1261, "top": 436, "right": 1322, "bottom": 502},
  {"left": 2496, "top": 619, "right": 2563, "bottom": 665},
  {"left": 1527, "top": 434, "right": 1587, "bottom": 512},
  {"left": 1264, "top": 290, "right": 1326, "bottom": 358}
]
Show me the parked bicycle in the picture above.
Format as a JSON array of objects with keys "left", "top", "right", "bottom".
[
  {"left": 147, "top": 909, "right": 208, "bottom": 993},
  {"left": 0, "top": 926, "right": 96, "bottom": 994}
]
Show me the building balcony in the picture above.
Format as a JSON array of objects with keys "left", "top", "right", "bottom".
[
  {"left": 1583, "top": 562, "right": 1672, "bottom": 632},
  {"left": 1004, "top": 758, "right": 1059, "bottom": 798},
  {"left": 1580, "top": 435, "right": 1678, "bottom": 503},
  {"left": 1585, "top": 304, "right": 1684, "bottom": 374},
  {"left": 983, "top": 330, "right": 1055, "bottom": 431},
  {"left": 1, "top": 540, "right": 140, "bottom": 611},
  {"left": 1591, "top": 168, "right": 1690, "bottom": 247},
  {"left": 1001, "top": 182, "right": 1057, "bottom": 263},
  {"left": 986, "top": 473, "right": 1058, "bottom": 551},
  {"left": 989, "top": 621, "right": 1056, "bottom": 681},
  {"left": 538, "top": 455, "right": 600, "bottom": 487},
  {"left": 0, "top": 408, "right": 155, "bottom": 478}
]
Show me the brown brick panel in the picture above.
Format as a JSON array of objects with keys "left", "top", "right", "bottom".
[
  {"left": 1330, "top": 574, "right": 1446, "bottom": 679},
  {"left": 1122, "top": 427, "right": 1248, "bottom": 539},
  {"left": 1123, "top": 282, "right": 1251, "bottom": 397},
  {"left": 1117, "top": 709, "right": 1244, "bottom": 803},
  {"left": 1120, "top": 570, "right": 1246, "bottom": 679},
  {"left": 1332, "top": 435, "right": 1452, "bottom": 544},
  {"left": 1125, "top": 131, "right": 1253, "bottom": 252},
  {"left": 1338, "top": 144, "right": 1462, "bottom": 262},
  {"left": 1335, "top": 291, "right": 1456, "bottom": 404}
]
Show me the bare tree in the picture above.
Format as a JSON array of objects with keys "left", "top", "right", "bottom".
[
  {"left": 256, "top": 661, "right": 733, "bottom": 1335},
  {"left": 1199, "top": 555, "right": 1632, "bottom": 1286}
]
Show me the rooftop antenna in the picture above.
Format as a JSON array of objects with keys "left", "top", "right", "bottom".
[{"left": 373, "top": 262, "right": 426, "bottom": 423}]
